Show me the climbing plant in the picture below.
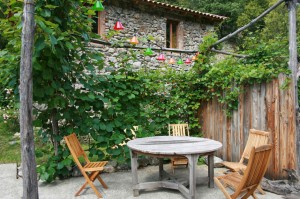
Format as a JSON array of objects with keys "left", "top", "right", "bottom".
[
  {"left": 0, "top": 1, "right": 291, "bottom": 183},
  {"left": 193, "top": 34, "right": 289, "bottom": 115}
]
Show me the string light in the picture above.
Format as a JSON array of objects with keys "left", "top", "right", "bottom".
[
  {"left": 92, "top": 0, "right": 105, "bottom": 11},
  {"left": 114, "top": 20, "right": 124, "bottom": 30}
]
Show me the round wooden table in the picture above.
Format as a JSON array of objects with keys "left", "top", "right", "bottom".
[{"left": 127, "top": 136, "right": 222, "bottom": 199}]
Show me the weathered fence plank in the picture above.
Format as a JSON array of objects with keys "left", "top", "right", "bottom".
[
  {"left": 199, "top": 75, "right": 297, "bottom": 179},
  {"left": 266, "top": 80, "right": 275, "bottom": 176}
]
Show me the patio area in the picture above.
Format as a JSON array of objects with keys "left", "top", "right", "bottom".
[{"left": 0, "top": 163, "right": 283, "bottom": 199}]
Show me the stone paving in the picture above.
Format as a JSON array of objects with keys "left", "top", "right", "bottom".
[{"left": 0, "top": 163, "right": 283, "bottom": 199}]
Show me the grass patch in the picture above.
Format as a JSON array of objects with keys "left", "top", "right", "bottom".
[
  {"left": 0, "top": 118, "right": 21, "bottom": 163},
  {"left": 0, "top": 110, "right": 51, "bottom": 164}
]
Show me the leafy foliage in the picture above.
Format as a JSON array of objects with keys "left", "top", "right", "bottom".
[
  {"left": 193, "top": 34, "right": 289, "bottom": 115},
  {"left": 0, "top": 0, "right": 291, "bottom": 183}
]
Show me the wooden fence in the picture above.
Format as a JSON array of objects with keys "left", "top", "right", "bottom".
[{"left": 198, "top": 74, "right": 297, "bottom": 179}]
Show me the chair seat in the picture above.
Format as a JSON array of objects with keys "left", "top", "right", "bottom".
[
  {"left": 83, "top": 161, "right": 108, "bottom": 172},
  {"left": 216, "top": 171, "right": 243, "bottom": 190},
  {"left": 172, "top": 157, "right": 188, "bottom": 165},
  {"left": 221, "top": 161, "right": 246, "bottom": 172}
]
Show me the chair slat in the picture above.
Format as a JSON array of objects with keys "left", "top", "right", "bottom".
[{"left": 169, "top": 124, "right": 189, "bottom": 136}]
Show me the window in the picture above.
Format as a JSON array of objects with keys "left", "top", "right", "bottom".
[
  {"left": 166, "top": 20, "right": 179, "bottom": 48},
  {"left": 92, "top": 11, "right": 105, "bottom": 35}
]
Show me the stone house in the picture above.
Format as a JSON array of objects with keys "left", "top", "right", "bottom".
[{"left": 89, "top": 0, "right": 226, "bottom": 71}]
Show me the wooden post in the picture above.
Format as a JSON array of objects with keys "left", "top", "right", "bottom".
[
  {"left": 20, "top": 1, "right": 39, "bottom": 198},
  {"left": 287, "top": 0, "right": 300, "bottom": 175}
]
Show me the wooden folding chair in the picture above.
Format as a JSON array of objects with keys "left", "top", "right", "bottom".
[
  {"left": 215, "top": 144, "right": 272, "bottom": 199},
  {"left": 64, "top": 133, "right": 108, "bottom": 198},
  {"left": 168, "top": 123, "right": 190, "bottom": 173},
  {"left": 221, "top": 129, "right": 270, "bottom": 194}
]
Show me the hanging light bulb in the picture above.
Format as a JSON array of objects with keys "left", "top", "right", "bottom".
[
  {"left": 169, "top": 57, "right": 175, "bottom": 64},
  {"left": 184, "top": 58, "right": 192, "bottom": 64},
  {"left": 177, "top": 53, "right": 184, "bottom": 64},
  {"left": 157, "top": 53, "right": 166, "bottom": 61},
  {"left": 92, "top": 0, "right": 105, "bottom": 11},
  {"left": 168, "top": 52, "right": 175, "bottom": 64},
  {"left": 144, "top": 47, "right": 154, "bottom": 56},
  {"left": 130, "top": 35, "right": 139, "bottom": 45},
  {"left": 114, "top": 20, "right": 124, "bottom": 30},
  {"left": 177, "top": 58, "right": 184, "bottom": 65}
]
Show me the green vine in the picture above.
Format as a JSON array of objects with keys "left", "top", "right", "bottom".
[
  {"left": 0, "top": 2, "right": 291, "bottom": 183},
  {"left": 192, "top": 34, "right": 289, "bottom": 116}
]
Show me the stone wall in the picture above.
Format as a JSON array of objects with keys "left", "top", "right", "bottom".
[{"left": 90, "top": 4, "right": 215, "bottom": 72}]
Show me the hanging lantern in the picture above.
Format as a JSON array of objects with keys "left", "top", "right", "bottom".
[
  {"left": 169, "top": 57, "right": 175, "bottom": 64},
  {"left": 192, "top": 55, "right": 197, "bottom": 61},
  {"left": 144, "top": 47, "right": 154, "bottom": 56},
  {"left": 92, "top": 1, "right": 105, "bottom": 11},
  {"left": 177, "top": 58, "right": 184, "bottom": 65},
  {"left": 114, "top": 20, "right": 124, "bottom": 30},
  {"left": 130, "top": 36, "right": 139, "bottom": 45},
  {"left": 157, "top": 53, "right": 166, "bottom": 61},
  {"left": 184, "top": 58, "right": 192, "bottom": 64}
]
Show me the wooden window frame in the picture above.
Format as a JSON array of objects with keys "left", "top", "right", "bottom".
[
  {"left": 91, "top": 11, "right": 106, "bottom": 36},
  {"left": 166, "top": 19, "right": 179, "bottom": 49}
]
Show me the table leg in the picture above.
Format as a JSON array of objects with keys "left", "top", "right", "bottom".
[
  {"left": 130, "top": 150, "right": 139, "bottom": 196},
  {"left": 186, "top": 154, "right": 199, "bottom": 199},
  {"left": 208, "top": 153, "right": 214, "bottom": 188},
  {"left": 159, "top": 158, "right": 164, "bottom": 180}
]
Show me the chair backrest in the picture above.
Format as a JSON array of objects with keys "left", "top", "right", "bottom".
[
  {"left": 239, "top": 129, "right": 270, "bottom": 164},
  {"left": 168, "top": 124, "right": 189, "bottom": 136},
  {"left": 64, "top": 133, "right": 90, "bottom": 168},
  {"left": 233, "top": 144, "right": 272, "bottom": 198}
]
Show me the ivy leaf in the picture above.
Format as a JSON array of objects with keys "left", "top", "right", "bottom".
[
  {"left": 66, "top": 42, "right": 74, "bottom": 50},
  {"left": 41, "top": 9, "right": 51, "bottom": 17},
  {"left": 33, "top": 60, "right": 43, "bottom": 71},
  {"left": 49, "top": 35, "right": 57, "bottom": 46},
  {"left": 99, "top": 123, "right": 106, "bottom": 130},
  {"left": 40, "top": 173, "right": 50, "bottom": 181},
  {"left": 106, "top": 123, "right": 113, "bottom": 132},
  {"left": 88, "top": 93, "right": 95, "bottom": 100},
  {"left": 36, "top": 19, "right": 52, "bottom": 34},
  {"left": 35, "top": 37, "right": 46, "bottom": 52},
  {"left": 57, "top": 162, "right": 64, "bottom": 170},
  {"left": 128, "top": 94, "right": 135, "bottom": 99}
]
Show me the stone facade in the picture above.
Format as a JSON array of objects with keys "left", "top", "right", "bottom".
[{"left": 90, "top": 0, "right": 222, "bottom": 71}]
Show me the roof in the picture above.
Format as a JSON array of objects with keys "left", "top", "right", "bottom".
[{"left": 139, "top": 0, "right": 227, "bottom": 21}]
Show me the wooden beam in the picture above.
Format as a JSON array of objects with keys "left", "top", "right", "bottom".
[
  {"left": 170, "top": 22, "right": 173, "bottom": 48},
  {"left": 90, "top": 39, "right": 249, "bottom": 58},
  {"left": 20, "top": 0, "right": 39, "bottom": 199},
  {"left": 287, "top": 0, "right": 300, "bottom": 175},
  {"left": 211, "top": 0, "right": 285, "bottom": 48},
  {"left": 90, "top": 38, "right": 198, "bottom": 53},
  {"left": 211, "top": 48, "right": 249, "bottom": 58}
]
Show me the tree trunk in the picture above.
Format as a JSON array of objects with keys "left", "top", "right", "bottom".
[
  {"left": 20, "top": 0, "right": 38, "bottom": 198},
  {"left": 288, "top": 0, "right": 300, "bottom": 175}
]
